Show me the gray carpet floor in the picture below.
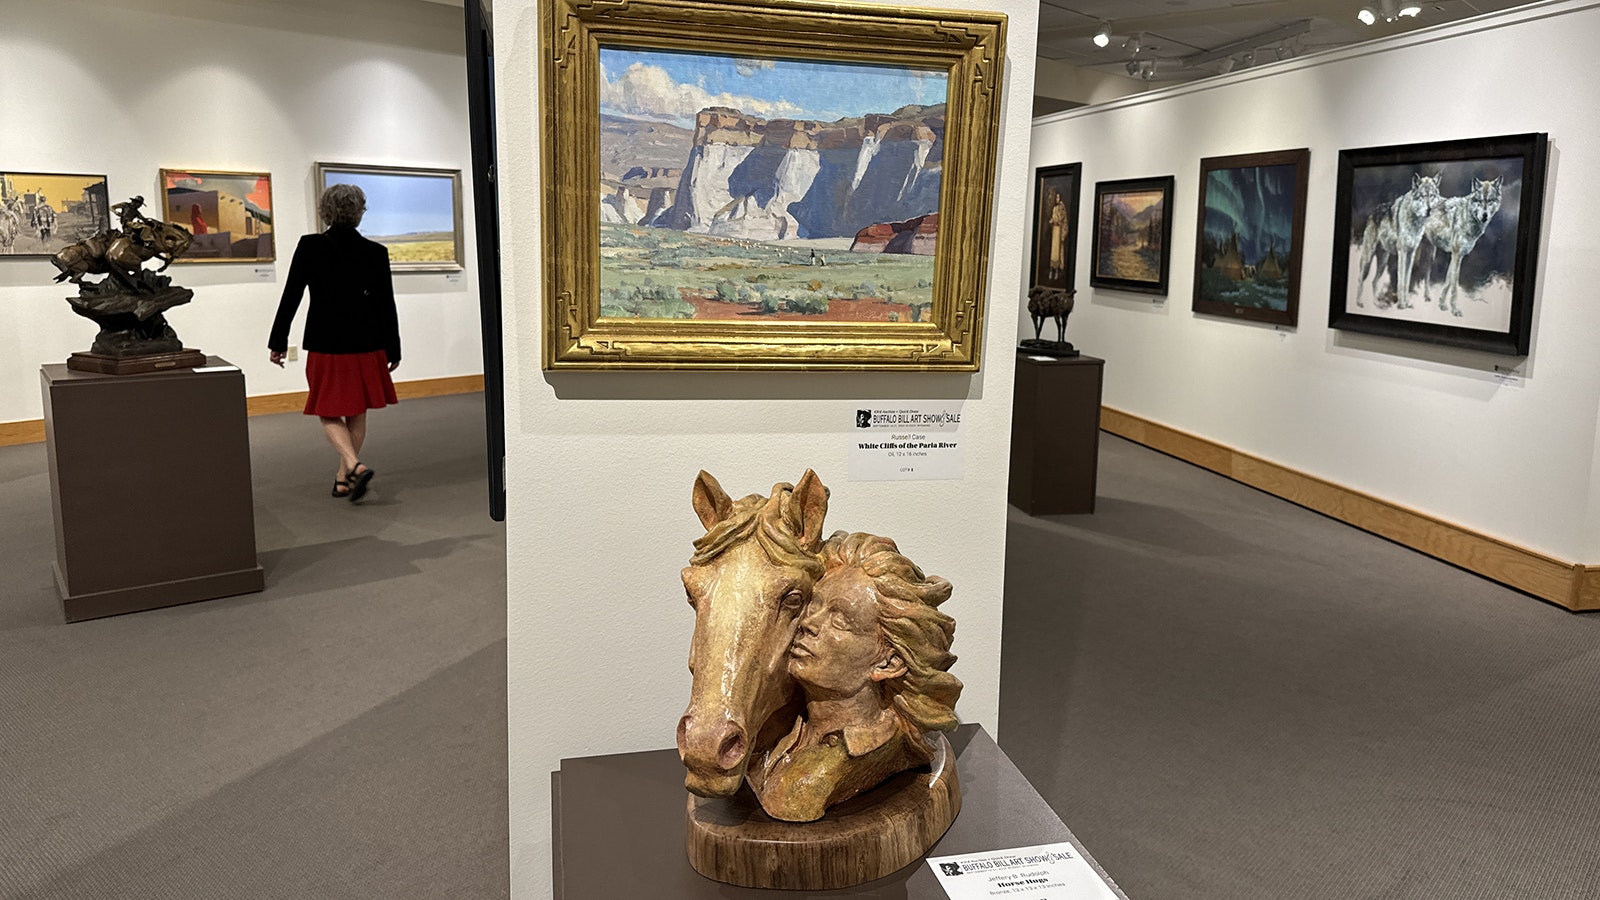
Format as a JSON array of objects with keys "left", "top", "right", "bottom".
[
  {"left": 5, "top": 401, "right": 1597, "bottom": 899},
  {"left": 1001, "top": 434, "right": 1600, "bottom": 900},
  {"left": 0, "top": 393, "right": 507, "bottom": 900}
]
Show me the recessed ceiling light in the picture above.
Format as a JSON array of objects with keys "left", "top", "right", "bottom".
[
  {"left": 1357, "top": 7, "right": 1377, "bottom": 25},
  {"left": 1398, "top": 4, "right": 1422, "bottom": 16}
]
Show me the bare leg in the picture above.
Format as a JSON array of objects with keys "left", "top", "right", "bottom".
[
  {"left": 346, "top": 413, "right": 368, "bottom": 460},
  {"left": 320, "top": 416, "right": 360, "bottom": 480}
]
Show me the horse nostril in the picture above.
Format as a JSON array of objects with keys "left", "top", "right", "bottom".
[
  {"left": 716, "top": 728, "right": 747, "bottom": 770},
  {"left": 677, "top": 715, "right": 692, "bottom": 751}
]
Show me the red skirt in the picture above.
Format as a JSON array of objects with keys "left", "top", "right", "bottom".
[{"left": 303, "top": 350, "right": 398, "bottom": 417}]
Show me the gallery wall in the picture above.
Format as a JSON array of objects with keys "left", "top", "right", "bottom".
[
  {"left": 0, "top": 0, "right": 483, "bottom": 425},
  {"left": 495, "top": 0, "right": 1038, "bottom": 894},
  {"left": 1029, "top": 0, "right": 1600, "bottom": 563}
]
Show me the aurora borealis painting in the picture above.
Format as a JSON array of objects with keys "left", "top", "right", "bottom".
[{"left": 1193, "top": 149, "right": 1309, "bottom": 327}]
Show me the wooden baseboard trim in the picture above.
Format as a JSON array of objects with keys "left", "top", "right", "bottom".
[
  {"left": 0, "top": 374, "right": 485, "bottom": 448},
  {"left": 1101, "top": 406, "right": 1593, "bottom": 612}
]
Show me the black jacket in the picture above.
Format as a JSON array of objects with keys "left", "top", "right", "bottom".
[{"left": 268, "top": 226, "right": 401, "bottom": 363}]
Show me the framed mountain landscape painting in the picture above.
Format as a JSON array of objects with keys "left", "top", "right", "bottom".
[
  {"left": 540, "top": 0, "right": 1007, "bottom": 370},
  {"left": 1090, "top": 175, "right": 1174, "bottom": 295}
]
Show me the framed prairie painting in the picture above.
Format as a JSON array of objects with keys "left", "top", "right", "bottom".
[
  {"left": 314, "top": 162, "right": 465, "bottom": 273},
  {"left": 1192, "top": 149, "right": 1309, "bottom": 327},
  {"left": 540, "top": 0, "right": 1007, "bottom": 371},
  {"left": 0, "top": 171, "right": 110, "bottom": 258},
  {"left": 1030, "top": 163, "right": 1081, "bottom": 291},
  {"left": 1329, "top": 132, "right": 1547, "bottom": 356},
  {"left": 159, "top": 168, "right": 275, "bottom": 263},
  {"left": 1090, "top": 175, "right": 1174, "bottom": 295}
]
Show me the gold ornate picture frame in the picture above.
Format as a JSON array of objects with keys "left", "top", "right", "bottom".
[{"left": 541, "top": 0, "right": 1007, "bottom": 371}]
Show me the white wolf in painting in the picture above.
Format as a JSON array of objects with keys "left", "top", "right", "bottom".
[
  {"left": 1355, "top": 173, "right": 1441, "bottom": 309},
  {"left": 1420, "top": 176, "right": 1503, "bottom": 317}
]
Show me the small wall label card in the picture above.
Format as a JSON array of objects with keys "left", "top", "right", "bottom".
[
  {"left": 928, "top": 842, "right": 1119, "bottom": 899},
  {"left": 848, "top": 403, "right": 964, "bottom": 482}
]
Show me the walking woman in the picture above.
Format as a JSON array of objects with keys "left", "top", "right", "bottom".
[{"left": 268, "top": 184, "right": 400, "bottom": 502}]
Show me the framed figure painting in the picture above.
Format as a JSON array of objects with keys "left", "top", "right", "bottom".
[
  {"left": 1329, "top": 132, "right": 1548, "bottom": 355},
  {"left": 1030, "top": 163, "right": 1081, "bottom": 291},
  {"left": 1090, "top": 175, "right": 1174, "bottom": 295},
  {"left": 1192, "top": 149, "right": 1309, "bottom": 327},
  {"left": 539, "top": 0, "right": 1007, "bottom": 370},
  {"left": 159, "top": 169, "right": 275, "bottom": 262},
  {"left": 0, "top": 171, "right": 110, "bottom": 258},
  {"left": 314, "top": 163, "right": 465, "bottom": 273}
]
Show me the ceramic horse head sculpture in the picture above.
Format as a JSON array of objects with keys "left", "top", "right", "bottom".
[{"left": 677, "top": 469, "right": 829, "bottom": 797}]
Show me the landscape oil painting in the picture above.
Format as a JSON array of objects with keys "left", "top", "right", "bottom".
[
  {"left": 159, "top": 169, "right": 274, "bottom": 263},
  {"left": 315, "top": 163, "right": 463, "bottom": 272},
  {"left": 1193, "top": 149, "right": 1308, "bottom": 327},
  {"left": 540, "top": 0, "right": 1006, "bottom": 370},
  {"left": 0, "top": 172, "right": 110, "bottom": 258},
  {"left": 1090, "top": 176, "right": 1174, "bottom": 295},
  {"left": 597, "top": 46, "right": 946, "bottom": 324},
  {"left": 1329, "top": 133, "right": 1547, "bottom": 355}
]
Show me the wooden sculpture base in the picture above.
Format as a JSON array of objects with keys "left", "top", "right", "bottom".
[
  {"left": 685, "top": 732, "right": 960, "bottom": 890},
  {"left": 67, "top": 349, "right": 207, "bottom": 375}
]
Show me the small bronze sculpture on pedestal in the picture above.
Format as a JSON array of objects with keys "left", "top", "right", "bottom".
[
  {"left": 53, "top": 196, "right": 202, "bottom": 374},
  {"left": 679, "top": 470, "right": 962, "bottom": 890},
  {"left": 1019, "top": 285, "right": 1079, "bottom": 357}
]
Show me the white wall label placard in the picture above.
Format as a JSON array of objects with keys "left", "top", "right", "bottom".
[
  {"left": 848, "top": 402, "right": 964, "bottom": 481},
  {"left": 253, "top": 266, "right": 274, "bottom": 280},
  {"left": 445, "top": 272, "right": 463, "bottom": 284},
  {"left": 928, "top": 842, "right": 1119, "bottom": 899}
]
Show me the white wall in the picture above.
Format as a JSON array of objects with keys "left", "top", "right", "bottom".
[
  {"left": 0, "top": 0, "right": 482, "bottom": 424},
  {"left": 1030, "top": 0, "right": 1600, "bottom": 563},
  {"left": 497, "top": 0, "right": 1037, "bottom": 894}
]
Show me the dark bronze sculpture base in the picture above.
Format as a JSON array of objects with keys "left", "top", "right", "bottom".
[
  {"left": 1018, "top": 339, "right": 1079, "bottom": 358},
  {"left": 685, "top": 733, "right": 959, "bottom": 890},
  {"left": 67, "top": 349, "right": 207, "bottom": 375}
]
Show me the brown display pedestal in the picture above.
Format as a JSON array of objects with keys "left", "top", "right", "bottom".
[
  {"left": 1010, "top": 353, "right": 1105, "bottom": 515},
  {"left": 41, "top": 356, "right": 264, "bottom": 623},
  {"left": 552, "top": 725, "right": 1130, "bottom": 899},
  {"left": 67, "top": 348, "right": 208, "bottom": 375}
]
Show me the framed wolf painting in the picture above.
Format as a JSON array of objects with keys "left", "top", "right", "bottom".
[
  {"left": 539, "top": 0, "right": 1007, "bottom": 371},
  {"left": 1030, "top": 163, "right": 1081, "bottom": 291},
  {"left": 1090, "top": 175, "right": 1174, "bottom": 295},
  {"left": 0, "top": 172, "right": 110, "bottom": 258},
  {"left": 1328, "top": 133, "right": 1548, "bottom": 356},
  {"left": 1193, "top": 149, "right": 1308, "bottom": 327}
]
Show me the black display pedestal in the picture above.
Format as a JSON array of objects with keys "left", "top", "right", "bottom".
[
  {"left": 41, "top": 356, "right": 264, "bottom": 622},
  {"left": 551, "top": 724, "right": 1129, "bottom": 899},
  {"left": 1010, "top": 354, "right": 1105, "bottom": 515}
]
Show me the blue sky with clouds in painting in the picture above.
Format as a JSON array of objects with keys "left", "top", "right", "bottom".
[{"left": 599, "top": 47, "right": 947, "bottom": 126}]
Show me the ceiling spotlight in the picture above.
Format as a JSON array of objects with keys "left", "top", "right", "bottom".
[
  {"left": 1139, "top": 60, "right": 1157, "bottom": 81},
  {"left": 1218, "top": 57, "right": 1236, "bottom": 73},
  {"left": 1126, "top": 60, "right": 1140, "bottom": 76},
  {"left": 1357, "top": 6, "right": 1377, "bottom": 25},
  {"left": 1398, "top": 3, "right": 1421, "bottom": 16},
  {"left": 1093, "top": 22, "right": 1111, "bottom": 48}
]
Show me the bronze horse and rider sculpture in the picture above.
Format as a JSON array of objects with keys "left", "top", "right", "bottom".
[{"left": 51, "top": 196, "right": 203, "bottom": 370}]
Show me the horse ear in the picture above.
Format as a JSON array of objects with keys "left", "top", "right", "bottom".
[
  {"left": 692, "top": 471, "right": 734, "bottom": 530},
  {"left": 789, "top": 469, "right": 830, "bottom": 551}
]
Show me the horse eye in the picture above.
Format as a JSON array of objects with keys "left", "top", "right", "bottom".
[{"left": 781, "top": 590, "right": 805, "bottom": 612}]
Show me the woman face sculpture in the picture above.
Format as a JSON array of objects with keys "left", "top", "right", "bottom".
[{"left": 788, "top": 567, "right": 904, "bottom": 699}]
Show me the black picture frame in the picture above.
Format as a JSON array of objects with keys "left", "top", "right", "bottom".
[
  {"left": 1090, "top": 175, "right": 1175, "bottom": 295},
  {"left": 1329, "top": 132, "right": 1548, "bottom": 356},
  {"left": 1192, "top": 149, "right": 1309, "bottom": 327},
  {"left": 1029, "top": 162, "right": 1081, "bottom": 291}
]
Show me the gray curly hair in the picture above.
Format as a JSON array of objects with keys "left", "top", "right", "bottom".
[{"left": 319, "top": 183, "right": 366, "bottom": 228}]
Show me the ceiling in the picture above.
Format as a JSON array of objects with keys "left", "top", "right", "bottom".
[{"left": 1036, "top": 0, "right": 1533, "bottom": 105}]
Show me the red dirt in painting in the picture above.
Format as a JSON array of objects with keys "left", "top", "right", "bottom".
[{"left": 682, "top": 293, "right": 918, "bottom": 322}]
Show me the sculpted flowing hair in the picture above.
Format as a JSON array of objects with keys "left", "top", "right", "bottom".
[
  {"left": 819, "top": 531, "right": 961, "bottom": 737},
  {"left": 691, "top": 484, "right": 825, "bottom": 578}
]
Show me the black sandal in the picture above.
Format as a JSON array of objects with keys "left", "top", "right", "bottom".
[
  {"left": 331, "top": 479, "right": 351, "bottom": 498},
  {"left": 347, "top": 462, "right": 375, "bottom": 502}
]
